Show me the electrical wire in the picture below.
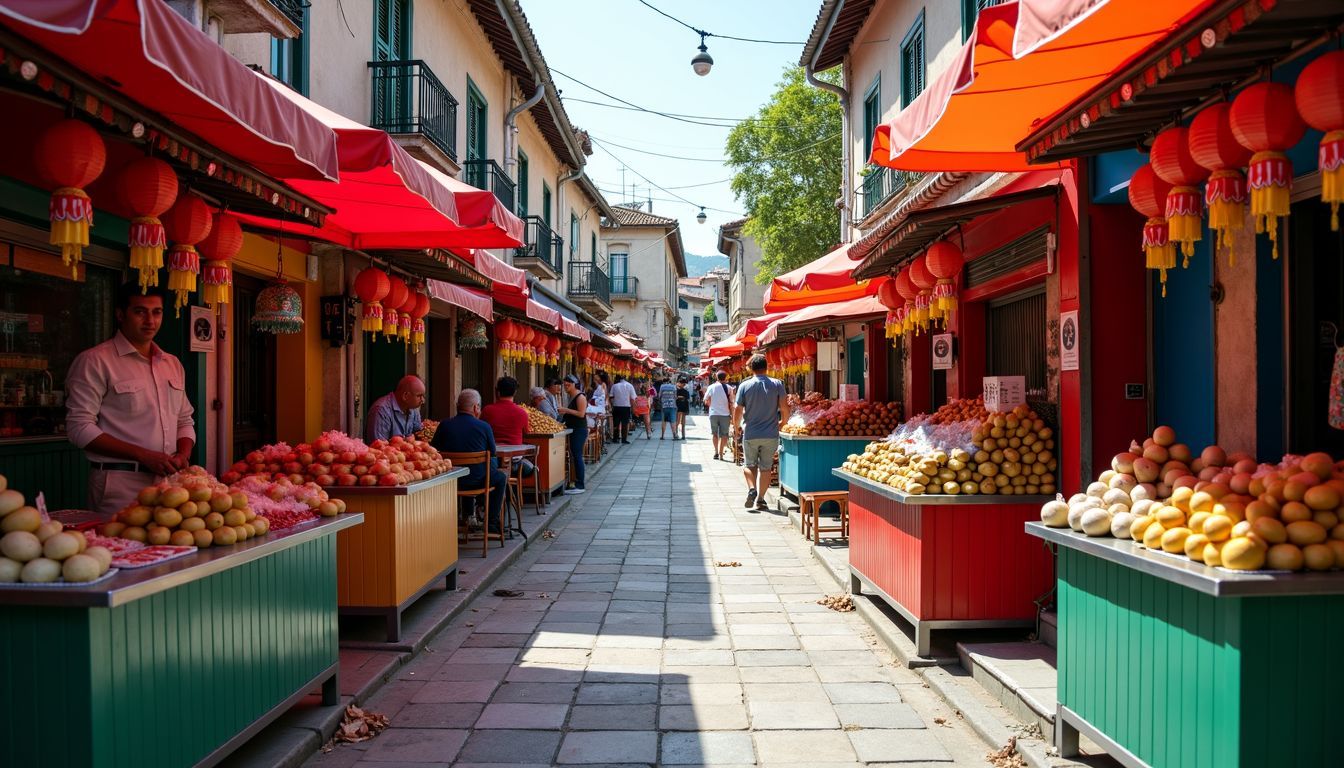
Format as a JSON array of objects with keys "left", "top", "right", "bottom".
[
  {"left": 591, "top": 139, "right": 705, "bottom": 209},
  {"left": 552, "top": 68, "right": 745, "bottom": 128},
  {"left": 600, "top": 187, "right": 743, "bottom": 216},
  {"left": 590, "top": 131, "right": 840, "bottom": 165},
  {"left": 593, "top": 175, "right": 735, "bottom": 191},
  {"left": 633, "top": 0, "right": 805, "bottom": 45}
]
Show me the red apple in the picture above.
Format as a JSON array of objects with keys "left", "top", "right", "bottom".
[
  {"left": 359, "top": 475, "right": 378, "bottom": 486},
  {"left": 378, "top": 473, "right": 399, "bottom": 487},
  {"left": 337, "top": 474, "right": 357, "bottom": 487},
  {"left": 317, "top": 452, "right": 335, "bottom": 465},
  {"left": 372, "top": 461, "right": 391, "bottom": 476},
  {"left": 353, "top": 465, "right": 368, "bottom": 476},
  {"left": 338, "top": 451, "right": 357, "bottom": 464},
  {"left": 316, "top": 474, "right": 335, "bottom": 486},
  {"left": 298, "top": 453, "right": 314, "bottom": 466}
]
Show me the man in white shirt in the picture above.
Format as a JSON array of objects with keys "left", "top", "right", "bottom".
[
  {"left": 703, "top": 369, "right": 735, "bottom": 461},
  {"left": 609, "top": 374, "right": 637, "bottom": 444},
  {"left": 66, "top": 283, "right": 196, "bottom": 515}
]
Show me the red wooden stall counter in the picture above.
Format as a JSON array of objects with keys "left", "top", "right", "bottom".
[{"left": 833, "top": 468, "right": 1054, "bottom": 657}]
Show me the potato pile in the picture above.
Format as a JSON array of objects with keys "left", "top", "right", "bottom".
[
  {"left": 1040, "top": 426, "right": 1344, "bottom": 572},
  {"left": 842, "top": 443, "right": 976, "bottom": 495},
  {"left": 523, "top": 405, "right": 565, "bottom": 434},
  {"left": 782, "top": 400, "right": 902, "bottom": 436},
  {"left": 968, "top": 405, "right": 1058, "bottom": 495}
]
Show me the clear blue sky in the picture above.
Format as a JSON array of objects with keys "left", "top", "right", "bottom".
[{"left": 520, "top": 0, "right": 822, "bottom": 257}]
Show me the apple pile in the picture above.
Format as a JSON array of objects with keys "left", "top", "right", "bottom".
[
  {"left": 782, "top": 400, "right": 902, "bottom": 436},
  {"left": 0, "top": 474, "right": 114, "bottom": 583},
  {"left": 929, "top": 396, "right": 990, "bottom": 425},
  {"left": 221, "top": 431, "right": 453, "bottom": 489},
  {"left": 101, "top": 467, "right": 268, "bottom": 548},
  {"left": 230, "top": 474, "right": 346, "bottom": 531}
]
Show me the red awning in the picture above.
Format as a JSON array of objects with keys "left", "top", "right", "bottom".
[
  {"left": 427, "top": 279, "right": 491, "bottom": 320},
  {"left": 756, "top": 296, "right": 886, "bottom": 347},
  {"left": 454, "top": 249, "right": 527, "bottom": 295},
  {"left": 526, "top": 299, "right": 561, "bottom": 328},
  {"left": 707, "top": 339, "right": 745, "bottom": 358},
  {"left": 765, "top": 244, "right": 880, "bottom": 312},
  {"left": 561, "top": 317, "right": 589, "bottom": 341},
  {"left": 0, "top": 0, "right": 339, "bottom": 181},
  {"left": 869, "top": 0, "right": 1215, "bottom": 172},
  {"left": 416, "top": 161, "right": 525, "bottom": 248},
  {"left": 610, "top": 333, "right": 641, "bottom": 356}
]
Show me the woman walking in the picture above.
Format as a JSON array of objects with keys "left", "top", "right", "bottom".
[
  {"left": 632, "top": 380, "right": 653, "bottom": 439},
  {"left": 674, "top": 377, "right": 690, "bottom": 439}
]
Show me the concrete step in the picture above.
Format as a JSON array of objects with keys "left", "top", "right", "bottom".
[
  {"left": 1040, "top": 609, "right": 1058, "bottom": 648},
  {"left": 957, "top": 641, "right": 1059, "bottom": 743}
]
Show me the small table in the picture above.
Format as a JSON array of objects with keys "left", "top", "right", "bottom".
[{"left": 496, "top": 443, "right": 539, "bottom": 538}]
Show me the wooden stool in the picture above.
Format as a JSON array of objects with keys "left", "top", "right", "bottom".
[{"left": 799, "top": 491, "right": 849, "bottom": 544}]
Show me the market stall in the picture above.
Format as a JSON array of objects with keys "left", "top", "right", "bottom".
[
  {"left": 778, "top": 395, "right": 902, "bottom": 497},
  {"left": 523, "top": 430, "right": 571, "bottom": 499}
]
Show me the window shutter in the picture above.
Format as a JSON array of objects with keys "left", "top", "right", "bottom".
[
  {"left": 542, "top": 184, "right": 552, "bottom": 227},
  {"left": 517, "top": 153, "right": 529, "bottom": 217}
]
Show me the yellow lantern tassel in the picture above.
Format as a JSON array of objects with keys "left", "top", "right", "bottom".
[
  {"left": 1319, "top": 130, "right": 1343, "bottom": 232},
  {"left": 1142, "top": 218, "right": 1175, "bottom": 299},
  {"left": 1205, "top": 170, "right": 1246, "bottom": 267},
  {"left": 201, "top": 260, "right": 232, "bottom": 308},
  {"left": 166, "top": 245, "right": 199, "bottom": 317},
  {"left": 1165, "top": 187, "right": 1202, "bottom": 269},
  {"left": 128, "top": 216, "right": 166, "bottom": 291},
  {"left": 383, "top": 309, "right": 400, "bottom": 341},
  {"left": 362, "top": 301, "right": 383, "bottom": 332},
  {"left": 1248, "top": 151, "right": 1291, "bottom": 260},
  {"left": 50, "top": 187, "right": 93, "bottom": 278}
]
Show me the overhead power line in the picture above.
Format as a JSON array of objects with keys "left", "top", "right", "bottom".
[
  {"left": 552, "top": 68, "right": 743, "bottom": 128},
  {"left": 633, "top": 0, "right": 805, "bottom": 45}
]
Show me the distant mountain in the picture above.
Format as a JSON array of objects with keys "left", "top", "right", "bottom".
[{"left": 684, "top": 253, "right": 728, "bottom": 277}]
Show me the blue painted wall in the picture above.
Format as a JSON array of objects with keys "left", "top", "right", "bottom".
[
  {"left": 1255, "top": 232, "right": 1285, "bottom": 460},
  {"left": 1151, "top": 237, "right": 1216, "bottom": 451}
]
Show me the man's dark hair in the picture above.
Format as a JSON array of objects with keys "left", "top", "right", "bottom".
[
  {"left": 496, "top": 376, "right": 519, "bottom": 398},
  {"left": 716, "top": 370, "right": 727, "bottom": 381},
  {"left": 115, "top": 281, "right": 169, "bottom": 311},
  {"left": 615, "top": 374, "right": 625, "bottom": 383},
  {"left": 546, "top": 377, "right": 562, "bottom": 388},
  {"left": 750, "top": 354, "right": 768, "bottom": 372}
]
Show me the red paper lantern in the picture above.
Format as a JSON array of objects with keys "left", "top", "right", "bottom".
[
  {"left": 409, "top": 292, "right": 430, "bottom": 350},
  {"left": 34, "top": 119, "right": 107, "bottom": 276},
  {"left": 382, "top": 276, "right": 409, "bottom": 341},
  {"left": 1230, "top": 82, "right": 1307, "bottom": 259},
  {"left": 908, "top": 254, "right": 936, "bottom": 332},
  {"left": 198, "top": 212, "right": 242, "bottom": 308},
  {"left": 1150, "top": 126, "right": 1209, "bottom": 265},
  {"left": 799, "top": 337, "right": 818, "bottom": 356},
  {"left": 118, "top": 156, "right": 179, "bottom": 290},
  {"left": 924, "top": 241, "right": 965, "bottom": 315},
  {"left": 893, "top": 268, "right": 916, "bottom": 333},
  {"left": 1296, "top": 51, "right": 1344, "bottom": 229},
  {"left": 161, "top": 193, "right": 212, "bottom": 315},
  {"left": 395, "top": 284, "right": 417, "bottom": 340},
  {"left": 1189, "top": 103, "right": 1252, "bottom": 262},
  {"left": 353, "top": 267, "right": 391, "bottom": 332},
  {"left": 1128, "top": 164, "right": 1176, "bottom": 295},
  {"left": 876, "top": 279, "right": 902, "bottom": 311}
]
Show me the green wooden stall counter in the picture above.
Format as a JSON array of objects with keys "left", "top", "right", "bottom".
[
  {"left": 0, "top": 513, "right": 364, "bottom": 768},
  {"left": 1027, "top": 522, "right": 1344, "bottom": 768}
]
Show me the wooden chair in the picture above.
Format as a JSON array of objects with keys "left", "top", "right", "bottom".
[
  {"left": 441, "top": 451, "right": 503, "bottom": 557},
  {"left": 585, "top": 425, "right": 602, "bottom": 465},
  {"left": 510, "top": 449, "right": 544, "bottom": 516},
  {"left": 799, "top": 490, "right": 849, "bottom": 544}
]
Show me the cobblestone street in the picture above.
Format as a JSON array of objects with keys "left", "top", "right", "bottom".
[{"left": 307, "top": 415, "right": 993, "bottom": 767}]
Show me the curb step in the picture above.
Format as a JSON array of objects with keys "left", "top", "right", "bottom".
[{"left": 956, "top": 641, "right": 1057, "bottom": 743}]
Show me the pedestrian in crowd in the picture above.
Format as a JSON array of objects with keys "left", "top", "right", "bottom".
[
  {"left": 646, "top": 379, "right": 660, "bottom": 423},
  {"left": 364, "top": 374, "right": 426, "bottom": 444},
  {"left": 609, "top": 373, "right": 636, "bottom": 444},
  {"left": 480, "top": 376, "right": 534, "bottom": 476},
  {"left": 733, "top": 354, "right": 790, "bottom": 512},
  {"left": 558, "top": 375, "right": 588, "bottom": 494},
  {"left": 65, "top": 282, "right": 196, "bottom": 515},
  {"left": 631, "top": 381, "right": 653, "bottom": 439},
  {"left": 674, "top": 377, "right": 690, "bottom": 439},
  {"left": 530, "top": 386, "right": 559, "bottom": 420},
  {"left": 658, "top": 377, "right": 678, "bottom": 439},
  {"left": 545, "top": 378, "right": 564, "bottom": 417},
  {"left": 431, "top": 389, "right": 505, "bottom": 534},
  {"left": 703, "top": 369, "right": 734, "bottom": 461},
  {"left": 688, "top": 378, "right": 701, "bottom": 413}
]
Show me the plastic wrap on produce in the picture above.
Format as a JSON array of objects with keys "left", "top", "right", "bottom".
[{"left": 881, "top": 417, "right": 980, "bottom": 456}]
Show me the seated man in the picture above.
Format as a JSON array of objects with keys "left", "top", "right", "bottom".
[
  {"left": 480, "top": 376, "right": 534, "bottom": 476},
  {"left": 431, "top": 389, "right": 506, "bottom": 534},
  {"left": 530, "top": 385, "right": 559, "bottom": 420}
]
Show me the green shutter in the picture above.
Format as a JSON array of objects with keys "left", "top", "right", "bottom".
[
  {"left": 591, "top": 232, "right": 597, "bottom": 262},
  {"left": 862, "top": 75, "right": 880, "bottom": 164},
  {"left": 570, "top": 213, "right": 578, "bottom": 255},
  {"left": 517, "top": 151, "right": 529, "bottom": 217},
  {"left": 542, "top": 183, "right": 552, "bottom": 227}
]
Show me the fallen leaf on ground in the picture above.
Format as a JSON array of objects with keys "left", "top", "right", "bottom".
[
  {"left": 933, "top": 717, "right": 946, "bottom": 725},
  {"left": 542, "top": 530, "right": 557, "bottom": 539},
  {"left": 817, "top": 594, "right": 855, "bottom": 612},
  {"left": 332, "top": 705, "right": 389, "bottom": 744},
  {"left": 493, "top": 589, "right": 524, "bottom": 597},
  {"left": 537, "top": 593, "right": 549, "bottom": 598},
  {"left": 715, "top": 561, "right": 742, "bottom": 567},
  {"left": 987, "top": 737, "right": 1025, "bottom": 768}
]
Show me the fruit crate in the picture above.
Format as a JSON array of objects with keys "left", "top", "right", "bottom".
[
  {"left": 327, "top": 468, "right": 467, "bottom": 642},
  {"left": 779, "top": 433, "right": 884, "bottom": 498},
  {"left": 1029, "top": 522, "right": 1344, "bottom": 768},
  {"left": 835, "top": 468, "right": 1053, "bottom": 658}
]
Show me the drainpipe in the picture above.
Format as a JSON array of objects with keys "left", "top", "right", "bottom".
[
  {"left": 505, "top": 84, "right": 545, "bottom": 174},
  {"left": 805, "top": 0, "right": 851, "bottom": 242},
  {"left": 215, "top": 310, "right": 231, "bottom": 472}
]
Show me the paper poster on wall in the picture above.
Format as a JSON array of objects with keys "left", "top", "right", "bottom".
[
  {"left": 984, "top": 376, "right": 1026, "bottom": 412},
  {"left": 1060, "top": 310, "right": 1079, "bottom": 372},
  {"left": 840, "top": 384, "right": 860, "bottom": 402},
  {"left": 189, "top": 306, "right": 215, "bottom": 353},
  {"left": 932, "top": 333, "right": 953, "bottom": 370}
]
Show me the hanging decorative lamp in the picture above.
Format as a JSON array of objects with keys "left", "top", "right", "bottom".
[
  {"left": 1128, "top": 164, "right": 1175, "bottom": 296},
  {"left": 1149, "top": 126, "right": 1209, "bottom": 267},
  {"left": 457, "top": 316, "right": 489, "bottom": 352},
  {"left": 353, "top": 266, "right": 391, "bottom": 334},
  {"left": 877, "top": 279, "right": 903, "bottom": 342},
  {"left": 1229, "top": 82, "right": 1307, "bottom": 259},
  {"left": 894, "top": 268, "right": 917, "bottom": 334},
  {"left": 34, "top": 119, "right": 107, "bottom": 277},
  {"left": 396, "top": 286, "right": 416, "bottom": 341},
  {"left": 382, "top": 276, "right": 409, "bottom": 343},
  {"left": 161, "top": 193, "right": 212, "bottom": 316},
  {"left": 410, "top": 292, "right": 431, "bottom": 352},
  {"left": 924, "top": 241, "right": 965, "bottom": 315},
  {"left": 251, "top": 241, "right": 303, "bottom": 334},
  {"left": 197, "top": 211, "right": 242, "bottom": 308},
  {"left": 908, "top": 254, "right": 936, "bottom": 333},
  {"left": 1188, "top": 103, "right": 1253, "bottom": 264},
  {"left": 1295, "top": 51, "right": 1344, "bottom": 230},
  {"left": 496, "top": 318, "right": 516, "bottom": 362},
  {"left": 118, "top": 156, "right": 179, "bottom": 290}
]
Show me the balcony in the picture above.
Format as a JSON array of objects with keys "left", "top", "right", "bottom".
[
  {"left": 514, "top": 216, "right": 563, "bottom": 279},
  {"left": 567, "top": 261, "right": 612, "bottom": 318},
  {"left": 203, "top": 0, "right": 302, "bottom": 37},
  {"left": 610, "top": 275, "right": 639, "bottom": 301},
  {"left": 463, "top": 159, "right": 516, "bottom": 214},
  {"left": 368, "top": 60, "right": 458, "bottom": 172},
  {"left": 268, "top": 0, "right": 304, "bottom": 25},
  {"left": 860, "top": 166, "right": 924, "bottom": 218}
]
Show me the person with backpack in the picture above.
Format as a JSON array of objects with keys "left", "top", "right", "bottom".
[{"left": 703, "top": 369, "right": 734, "bottom": 461}]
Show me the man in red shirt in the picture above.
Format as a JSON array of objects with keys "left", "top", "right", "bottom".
[{"left": 480, "top": 376, "right": 534, "bottom": 476}]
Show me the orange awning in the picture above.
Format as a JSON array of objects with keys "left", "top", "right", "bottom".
[
  {"left": 756, "top": 296, "right": 886, "bottom": 347},
  {"left": 763, "top": 243, "right": 882, "bottom": 313},
  {"left": 869, "top": 0, "right": 1216, "bottom": 172}
]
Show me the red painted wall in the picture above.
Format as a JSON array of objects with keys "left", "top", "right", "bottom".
[
  {"left": 905, "top": 331, "right": 932, "bottom": 417},
  {"left": 866, "top": 320, "right": 889, "bottom": 401}
]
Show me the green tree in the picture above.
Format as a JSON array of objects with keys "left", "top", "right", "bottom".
[
  {"left": 725, "top": 66, "right": 842, "bottom": 282},
  {"left": 703, "top": 303, "right": 717, "bottom": 323}
]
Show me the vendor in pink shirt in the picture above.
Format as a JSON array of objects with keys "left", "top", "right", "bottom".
[
  {"left": 480, "top": 376, "right": 534, "bottom": 476},
  {"left": 65, "top": 283, "right": 195, "bottom": 515}
]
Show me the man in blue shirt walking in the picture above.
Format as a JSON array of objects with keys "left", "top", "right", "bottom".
[{"left": 733, "top": 354, "right": 790, "bottom": 512}]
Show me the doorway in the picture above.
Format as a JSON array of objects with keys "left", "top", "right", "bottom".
[
  {"left": 1287, "top": 199, "right": 1344, "bottom": 456},
  {"left": 232, "top": 272, "right": 276, "bottom": 462},
  {"left": 847, "top": 335, "right": 866, "bottom": 399},
  {"left": 364, "top": 336, "right": 407, "bottom": 420}
]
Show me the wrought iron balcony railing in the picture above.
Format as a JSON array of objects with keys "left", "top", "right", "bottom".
[
  {"left": 515, "top": 216, "right": 563, "bottom": 274},
  {"left": 860, "top": 166, "right": 924, "bottom": 217},
  {"left": 463, "top": 158, "right": 516, "bottom": 214},
  {"left": 368, "top": 60, "right": 458, "bottom": 161},
  {"left": 610, "top": 275, "right": 639, "bottom": 298},
  {"left": 268, "top": 0, "right": 305, "bottom": 26},
  {"left": 567, "top": 261, "right": 610, "bottom": 307}
]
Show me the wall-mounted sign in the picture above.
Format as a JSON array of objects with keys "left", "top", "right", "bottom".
[
  {"left": 189, "top": 306, "right": 215, "bottom": 353},
  {"left": 321, "top": 295, "right": 355, "bottom": 348},
  {"left": 840, "top": 384, "right": 860, "bottom": 402},
  {"left": 1125, "top": 383, "right": 1146, "bottom": 400},
  {"left": 984, "top": 376, "right": 1026, "bottom": 413},
  {"left": 1060, "top": 310, "right": 1079, "bottom": 372},
  {"left": 932, "top": 333, "right": 953, "bottom": 370}
]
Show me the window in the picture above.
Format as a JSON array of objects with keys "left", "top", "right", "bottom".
[
  {"left": 372, "top": 0, "right": 410, "bottom": 124},
  {"left": 465, "top": 78, "right": 487, "bottom": 170},
  {"left": 901, "top": 12, "right": 926, "bottom": 108},
  {"left": 862, "top": 75, "right": 881, "bottom": 165},
  {"left": 678, "top": 297, "right": 688, "bottom": 310},
  {"left": 271, "top": 5, "right": 309, "bottom": 95},
  {"left": 610, "top": 252, "right": 629, "bottom": 279},
  {"left": 591, "top": 232, "right": 597, "bottom": 263},
  {"left": 693, "top": 316, "right": 701, "bottom": 336},
  {"left": 962, "top": 0, "right": 1001, "bottom": 41},
  {"left": 517, "top": 150, "right": 529, "bottom": 217},
  {"left": 541, "top": 182, "right": 552, "bottom": 227},
  {"left": 569, "top": 212, "right": 579, "bottom": 256}
]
